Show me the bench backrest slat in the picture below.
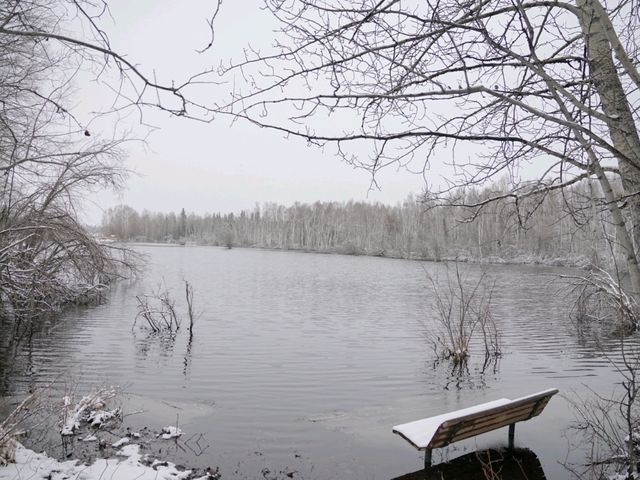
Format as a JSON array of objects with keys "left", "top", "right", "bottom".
[{"left": 427, "top": 389, "right": 557, "bottom": 449}]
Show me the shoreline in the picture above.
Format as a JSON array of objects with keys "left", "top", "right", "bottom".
[{"left": 121, "top": 241, "right": 593, "bottom": 269}]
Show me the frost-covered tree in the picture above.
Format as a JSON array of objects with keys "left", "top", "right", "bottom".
[{"left": 0, "top": 0, "right": 216, "bottom": 320}]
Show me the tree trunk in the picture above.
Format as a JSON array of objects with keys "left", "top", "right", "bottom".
[{"left": 577, "top": 0, "right": 640, "bottom": 299}]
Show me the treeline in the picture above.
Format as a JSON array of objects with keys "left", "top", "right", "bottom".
[{"left": 101, "top": 182, "right": 614, "bottom": 266}]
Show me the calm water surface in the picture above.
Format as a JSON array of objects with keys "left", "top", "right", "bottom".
[{"left": 0, "top": 246, "right": 631, "bottom": 479}]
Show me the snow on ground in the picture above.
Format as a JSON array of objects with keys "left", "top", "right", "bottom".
[
  {"left": 111, "top": 437, "right": 129, "bottom": 448},
  {"left": 87, "top": 408, "right": 120, "bottom": 428},
  {"left": 0, "top": 442, "right": 195, "bottom": 480},
  {"left": 2, "top": 389, "right": 218, "bottom": 479},
  {"left": 160, "top": 426, "right": 183, "bottom": 439}
]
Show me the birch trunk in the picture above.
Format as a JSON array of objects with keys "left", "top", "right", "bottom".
[{"left": 577, "top": 0, "right": 640, "bottom": 299}]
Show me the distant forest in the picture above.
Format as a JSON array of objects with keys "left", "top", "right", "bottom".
[{"left": 100, "top": 183, "right": 615, "bottom": 266}]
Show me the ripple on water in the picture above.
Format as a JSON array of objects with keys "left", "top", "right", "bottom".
[{"left": 0, "top": 247, "right": 636, "bottom": 480}]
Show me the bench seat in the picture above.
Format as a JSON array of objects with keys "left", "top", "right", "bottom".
[{"left": 393, "top": 388, "right": 558, "bottom": 467}]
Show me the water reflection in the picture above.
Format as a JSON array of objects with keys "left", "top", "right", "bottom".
[
  {"left": 427, "top": 354, "right": 501, "bottom": 391},
  {"left": 132, "top": 327, "right": 195, "bottom": 379},
  {"left": 0, "top": 316, "right": 53, "bottom": 394},
  {"left": 391, "top": 448, "right": 546, "bottom": 480},
  {"left": 183, "top": 334, "right": 193, "bottom": 378},
  {"left": 134, "top": 331, "right": 178, "bottom": 361}
]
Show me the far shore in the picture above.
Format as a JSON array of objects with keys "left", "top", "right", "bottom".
[{"left": 116, "top": 240, "right": 592, "bottom": 269}]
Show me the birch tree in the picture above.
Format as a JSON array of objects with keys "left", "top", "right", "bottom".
[{"left": 216, "top": 0, "right": 640, "bottom": 297}]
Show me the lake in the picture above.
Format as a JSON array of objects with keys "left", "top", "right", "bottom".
[{"left": 0, "top": 245, "right": 630, "bottom": 479}]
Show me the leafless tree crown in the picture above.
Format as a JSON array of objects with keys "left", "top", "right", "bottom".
[
  {"left": 215, "top": 0, "right": 640, "bottom": 295},
  {"left": 0, "top": 0, "right": 219, "bottom": 320}
]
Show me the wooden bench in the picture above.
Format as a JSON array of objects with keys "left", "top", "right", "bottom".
[{"left": 392, "top": 388, "right": 558, "bottom": 467}]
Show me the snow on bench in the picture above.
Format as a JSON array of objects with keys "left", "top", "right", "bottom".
[{"left": 392, "top": 388, "right": 558, "bottom": 467}]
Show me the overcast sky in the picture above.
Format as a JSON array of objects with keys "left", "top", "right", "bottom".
[{"left": 79, "top": 0, "right": 429, "bottom": 224}]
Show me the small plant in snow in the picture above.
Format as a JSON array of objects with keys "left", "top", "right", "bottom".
[
  {"left": 0, "top": 391, "right": 43, "bottom": 465},
  {"left": 0, "top": 427, "right": 16, "bottom": 466},
  {"left": 87, "top": 408, "right": 121, "bottom": 428},
  {"left": 159, "top": 426, "right": 183, "bottom": 439},
  {"left": 60, "top": 387, "right": 119, "bottom": 436}
]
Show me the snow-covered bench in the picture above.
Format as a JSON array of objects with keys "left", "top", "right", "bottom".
[{"left": 392, "top": 388, "right": 558, "bottom": 467}]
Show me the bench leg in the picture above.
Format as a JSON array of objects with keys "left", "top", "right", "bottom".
[
  {"left": 424, "top": 449, "right": 432, "bottom": 468},
  {"left": 508, "top": 423, "right": 515, "bottom": 449}
]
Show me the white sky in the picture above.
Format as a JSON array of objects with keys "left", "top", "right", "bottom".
[{"left": 79, "top": 0, "right": 429, "bottom": 225}]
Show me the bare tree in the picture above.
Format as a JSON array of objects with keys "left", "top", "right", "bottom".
[
  {"left": 559, "top": 228, "right": 640, "bottom": 478},
  {"left": 0, "top": 0, "right": 219, "bottom": 321},
  {"left": 425, "top": 263, "right": 499, "bottom": 364},
  {"left": 215, "top": 0, "right": 640, "bottom": 297},
  {"left": 134, "top": 284, "right": 180, "bottom": 333},
  {"left": 565, "top": 300, "right": 640, "bottom": 478}
]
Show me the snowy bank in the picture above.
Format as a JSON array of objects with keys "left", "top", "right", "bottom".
[{"left": 0, "top": 443, "right": 214, "bottom": 480}]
